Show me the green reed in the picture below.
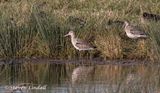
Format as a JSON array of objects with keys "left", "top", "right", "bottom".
[
  {"left": 0, "top": 13, "right": 37, "bottom": 58},
  {"left": 0, "top": 0, "right": 159, "bottom": 61},
  {"left": 147, "top": 22, "right": 160, "bottom": 61}
]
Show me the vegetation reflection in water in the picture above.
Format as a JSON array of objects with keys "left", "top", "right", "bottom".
[{"left": 0, "top": 60, "right": 160, "bottom": 93}]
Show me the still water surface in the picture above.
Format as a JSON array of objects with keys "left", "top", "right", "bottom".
[{"left": 0, "top": 59, "right": 159, "bottom": 93}]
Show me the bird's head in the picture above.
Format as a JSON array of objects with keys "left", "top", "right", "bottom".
[
  {"left": 64, "top": 31, "right": 74, "bottom": 37},
  {"left": 124, "top": 21, "right": 129, "bottom": 27}
]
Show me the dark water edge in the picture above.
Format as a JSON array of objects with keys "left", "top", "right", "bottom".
[
  {"left": 0, "top": 58, "right": 160, "bottom": 93},
  {"left": 0, "top": 58, "right": 150, "bottom": 66}
]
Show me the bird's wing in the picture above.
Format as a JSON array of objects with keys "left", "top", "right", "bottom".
[
  {"left": 129, "top": 26, "right": 146, "bottom": 35},
  {"left": 75, "top": 39, "right": 93, "bottom": 49},
  {"left": 76, "top": 38, "right": 86, "bottom": 44}
]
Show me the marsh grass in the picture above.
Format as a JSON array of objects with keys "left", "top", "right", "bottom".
[
  {"left": 0, "top": 0, "right": 159, "bottom": 61},
  {"left": 147, "top": 22, "right": 160, "bottom": 61},
  {"left": 1, "top": 1, "right": 160, "bottom": 93},
  {"left": 95, "top": 27, "right": 123, "bottom": 59}
]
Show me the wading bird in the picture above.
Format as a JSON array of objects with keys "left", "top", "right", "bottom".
[
  {"left": 64, "top": 31, "right": 96, "bottom": 51},
  {"left": 124, "top": 21, "right": 147, "bottom": 39}
]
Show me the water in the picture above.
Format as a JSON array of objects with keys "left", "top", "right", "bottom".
[{"left": 0, "top": 59, "right": 159, "bottom": 93}]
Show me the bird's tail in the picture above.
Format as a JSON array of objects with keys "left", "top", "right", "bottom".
[{"left": 140, "top": 35, "right": 148, "bottom": 38}]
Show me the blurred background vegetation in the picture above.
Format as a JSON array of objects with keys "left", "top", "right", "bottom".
[{"left": 0, "top": 0, "right": 159, "bottom": 62}]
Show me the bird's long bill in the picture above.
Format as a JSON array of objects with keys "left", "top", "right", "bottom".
[
  {"left": 64, "top": 34, "right": 69, "bottom": 37},
  {"left": 122, "top": 24, "right": 125, "bottom": 28}
]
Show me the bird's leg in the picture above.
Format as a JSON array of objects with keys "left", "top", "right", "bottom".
[
  {"left": 78, "top": 50, "right": 83, "bottom": 60},
  {"left": 78, "top": 51, "right": 86, "bottom": 65},
  {"left": 87, "top": 51, "right": 93, "bottom": 60},
  {"left": 84, "top": 51, "right": 89, "bottom": 59},
  {"left": 74, "top": 50, "right": 79, "bottom": 60}
]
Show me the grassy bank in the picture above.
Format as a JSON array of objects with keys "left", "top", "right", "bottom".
[{"left": 0, "top": 0, "right": 160, "bottom": 61}]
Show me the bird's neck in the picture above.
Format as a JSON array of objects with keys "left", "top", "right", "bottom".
[
  {"left": 70, "top": 33, "right": 75, "bottom": 39},
  {"left": 70, "top": 34, "right": 76, "bottom": 43},
  {"left": 125, "top": 24, "right": 129, "bottom": 29}
]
